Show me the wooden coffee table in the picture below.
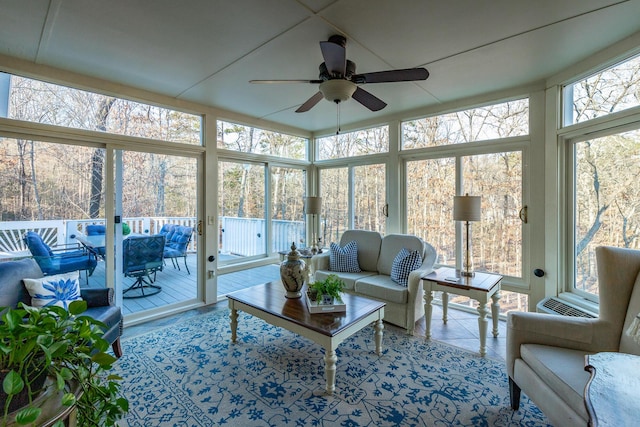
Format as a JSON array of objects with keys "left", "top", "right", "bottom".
[{"left": 227, "top": 281, "right": 385, "bottom": 396}]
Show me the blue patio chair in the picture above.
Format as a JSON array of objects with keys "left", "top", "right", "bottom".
[
  {"left": 23, "top": 231, "right": 97, "bottom": 285},
  {"left": 85, "top": 224, "right": 106, "bottom": 258},
  {"left": 163, "top": 225, "right": 193, "bottom": 274},
  {"left": 123, "top": 234, "right": 165, "bottom": 298},
  {"left": 158, "top": 223, "right": 176, "bottom": 242}
]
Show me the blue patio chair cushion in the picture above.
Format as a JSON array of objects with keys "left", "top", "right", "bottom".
[
  {"left": 24, "top": 231, "right": 53, "bottom": 257},
  {"left": 85, "top": 225, "right": 106, "bottom": 256},
  {"left": 86, "top": 225, "right": 106, "bottom": 235},
  {"left": 159, "top": 224, "right": 176, "bottom": 245},
  {"left": 165, "top": 226, "right": 192, "bottom": 255},
  {"left": 23, "top": 231, "right": 97, "bottom": 276}
]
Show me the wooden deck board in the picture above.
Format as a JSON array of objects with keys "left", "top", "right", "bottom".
[{"left": 88, "top": 255, "right": 281, "bottom": 316}]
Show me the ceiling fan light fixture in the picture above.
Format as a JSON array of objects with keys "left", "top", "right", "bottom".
[{"left": 319, "top": 79, "right": 356, "bottom": 103}]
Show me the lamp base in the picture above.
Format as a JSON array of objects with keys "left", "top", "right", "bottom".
[{"left": 460, "top": 270, "right": 475, "bottom": 277}]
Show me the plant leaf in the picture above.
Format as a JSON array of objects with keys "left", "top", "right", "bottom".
[
  {"left": 15, "top": 406, "right": 41, "bottom": 424},
  {"left": 3, "top": 369, "right": 24, "bottom": 395},
  {"left": 68, "top": 300, "right": 87, "bottom": 315}
]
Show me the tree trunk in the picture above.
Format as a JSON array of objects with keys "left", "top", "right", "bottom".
[{"left": 89, "top": 98, "right": 116, "bottom": 218}]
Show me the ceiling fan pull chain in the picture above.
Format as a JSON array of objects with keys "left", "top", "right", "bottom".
[{"left": 336, "top": 101, "right": 341, "bottom": 135}]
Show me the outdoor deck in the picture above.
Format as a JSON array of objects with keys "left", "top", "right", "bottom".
[{"left": 87, "top": 255, "right": 281, "bottom": 316}]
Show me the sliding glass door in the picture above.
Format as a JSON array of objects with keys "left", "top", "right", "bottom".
[{"left": 118, "top": 150, "right": 199, "bottom": 313}]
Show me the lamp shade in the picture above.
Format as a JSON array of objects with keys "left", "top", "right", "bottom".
[
  {"left": 305, "top": 196, "right": 322, "bottom": 215},
  {"left": 453, "top": 195, "right": 481, "bottom": 222}
]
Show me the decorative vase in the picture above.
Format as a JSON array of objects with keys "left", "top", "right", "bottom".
[{"left": 280, "top": 242, "right": 306, "bottom": 298}]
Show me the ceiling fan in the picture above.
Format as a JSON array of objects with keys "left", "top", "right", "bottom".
[{"left": 250, "top": 35, "right": 429, "bottom": 113}]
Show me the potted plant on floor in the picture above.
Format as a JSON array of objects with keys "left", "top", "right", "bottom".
[
  {"left": 308, "top": 274, "right": 345, "bottom": 305},
  {"left": 1, "top": 301, "right": 128, "bottom": 426}
]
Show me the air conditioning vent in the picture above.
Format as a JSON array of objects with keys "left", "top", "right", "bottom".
[{"left": 536, "top": 297, "right": 596, "bottom": 318}]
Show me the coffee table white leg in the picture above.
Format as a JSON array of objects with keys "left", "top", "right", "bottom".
[
  {"left": 491, "top": 290, "right": 501, "bottom": 337},
  {"left": 442, "top": 291, "right": 449, "bottom": 324},
  {"left": 424, "top": 289, "right": 433, "bottom": 340},
  {"left": 374, "top": 319, "right": 384, "bottom": 355},
  {"left": 230, "top": 306, "right": 238, "bottom": 343},
  {"left": 324, "top": 349, "right": 337, "bottom": 395},
  {"left": 477, "top": 301, "right": 489, "bottom": 357}
]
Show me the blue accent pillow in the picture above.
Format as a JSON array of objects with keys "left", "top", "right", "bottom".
[
  {"left": 23, "top": 271, "right": 83, "bottom": 309},
  {"left": 391, "top": 248, "right": 422, "bottom": 287},
  {"left": 329, "top": 241, "right": 361, "bottom": 273}
]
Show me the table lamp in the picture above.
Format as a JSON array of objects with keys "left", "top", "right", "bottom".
[
  {"left": 305, "top": 196, "right": 322, "bottom": 254},
  {"left": 453, "top": 194, "right": 481, "bottom": 277}
]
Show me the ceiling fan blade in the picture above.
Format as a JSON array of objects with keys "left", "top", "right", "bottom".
[
  {"left": 250, "top": 79, "right": 322, "bottom": 84},
  {"left": 320, "top": 41, "right": 346, "bottom": 76},
  {"left": 352, "top": 87, "right": 387, "bottom": 111},
  {"left": 295, "top": 91, "right": 324, "bottom": 113},
  {"left": 352, "top": 68, "right": 429, "bottom": 84}
]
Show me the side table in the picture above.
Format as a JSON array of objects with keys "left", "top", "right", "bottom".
[
  {"left": 421, "top": 267, "right": 502, "bottom": 356},
  {"left": 584, "top": 352, "right": 640, "bottom": 427}
]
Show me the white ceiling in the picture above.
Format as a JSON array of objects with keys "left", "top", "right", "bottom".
[{"left": 1, "top": 0, "right": 639, "bottom": 132}]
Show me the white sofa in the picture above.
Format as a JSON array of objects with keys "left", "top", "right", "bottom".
[
  {"left": 507, "top": 246, "right": 640, "bottom": 426},
  {"left": 311, "top": 230, "right": 436, "bottom": 334}
]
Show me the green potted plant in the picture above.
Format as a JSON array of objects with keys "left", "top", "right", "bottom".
[
  {"left": 308, "top": 274, "right": 344, "bottom": 305},
  {"left": 0, "top": 301, "right": 128, "bottom": 426}
]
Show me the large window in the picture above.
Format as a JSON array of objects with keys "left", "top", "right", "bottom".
[
  {"left": 463, "top": 152, "right": 522, "bottom": 277},
  {"left": 406, "top": 152, "right": 522, "bottom": 278},
  {"left": 563, "top": 54, "right": 640, "bottom": 299},
  {"left": 218, "top": 161, "right": 266, "bottom": 260},
  {"left": 217, "top": 121, "right": 307, "bottom": 160},
  {"left": 319, "top": 167, "right": 349, "bottom": 245},
  {"left": 2, "top": 73, "right": 201, "bottom": 144},
  {"left": 571, "top": 129, "right": 640, "bottom": 297},
  {"left": 354, "top": 164, "right": 386, "bottom": 234},
  {"left": 317, "top": 126, "right": 388, "bottom": 160},
  {"left": 563, "top": 54, "right": 640, "bottom": 126},
  {"left": 403, "top": 100, "right": 528, "bottom": 314},
  {"left": 402, "top": 99, "right": 528, "bottom": 149},
  {"left": 319, "top": 162, "right": 387, "bottom": 245},
  {"left": 406, "top": 158, "right": 456, "bottom": 265},
  {"left": 270, "top": 166, "right": 306, "bottom": 251}
]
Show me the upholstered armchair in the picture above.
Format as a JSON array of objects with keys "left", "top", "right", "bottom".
[
  {"left": 0, "top": 258, "right": 123, "bottom": 357},
  {"left": 507, "top": 246, "right": 640, "bottom": 427}
]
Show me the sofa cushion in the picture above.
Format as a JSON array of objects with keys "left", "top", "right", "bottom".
[
  {"left": 314, "top": 269, "right": 377, "bottom": 291},
  {"left": 520, "top": 343, "right": 592, "bottom": 416},
  {"left": 391, "top": 248, "right": 422, "bottom": 286},
  {"left": 0, "top": 258, "right": 42, "bottom": 309},
  {"left": 339, "top": 230, "right": 382, "bottom": 272},
  {"left": 378, "top": 234, "right": 424, "bottom": 276},
  {"left": 23, "top": 271, "right": 83, "bottom": 309},
  {"left": 329, "top": 241, "right": 361, "bottom": 273},
  {"left": 354, "top": 275, "right": 408, "bottom": 304}
]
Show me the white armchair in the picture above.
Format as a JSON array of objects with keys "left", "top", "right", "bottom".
[{"left": 506, "top": 246, "right": 640, "bottom": 426}]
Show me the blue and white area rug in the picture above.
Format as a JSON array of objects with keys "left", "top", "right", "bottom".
[{"left": 114, "top": 309, "right": 550, "bottom": 426}]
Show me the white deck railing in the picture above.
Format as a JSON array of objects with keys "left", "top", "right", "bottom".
[{"left": 1, "top": 216, "right": 304, "bottom": 259}]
